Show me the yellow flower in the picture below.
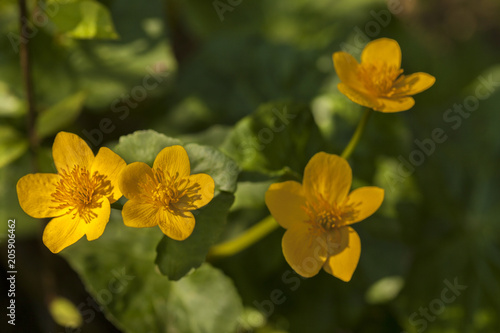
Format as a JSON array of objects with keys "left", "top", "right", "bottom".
[
  {"left": 118, "top": 145, "right": 215, "bottom": 240},
  {"left": 265, "top": 152, "right": 384, "bottom": 281},
  {"left": 333, "top": 38, "right": 435, "bottom": 112},
  {"left": 16, "top": 132, "right": 126, "bottom": 253}
]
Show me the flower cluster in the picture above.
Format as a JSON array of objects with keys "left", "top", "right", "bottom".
[
  {"left": 17, "top": 132, "right": 214, "bottom": 253},
  {"left": 263, "top": 37, "right": 434, "bottom": 281},
  {"left": 16, "top": 38, "right": 434, "bottom": 283}
]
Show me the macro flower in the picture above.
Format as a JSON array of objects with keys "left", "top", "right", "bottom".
[
  {"left": 16, "top": 132, "right": 126, "bottom": 253},
  {"left": 265, "top": 152, "right": 384, "bottom": 281},
  {"left": 333, "top": 38, "right": 435, "bottom": 112},
  {"left": 118, "top": 145, "right": 214, "bottom": 240}
]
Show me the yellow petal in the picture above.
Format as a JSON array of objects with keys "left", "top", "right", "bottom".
[
  {"left": 181, "top": 173, "right": 215, "bottom": 210},
  {"left": 337, "top": 83, "right": 379, "bottom": 110},
  {"left": 344, "top": 186, "right": 384, "bottom": 225},
  {"left": 53, "top": 132, "right": 94, "bottom": 173},
  {"left": 158, "top": 211, "right": 195, "bottom": 241},
  {"left": 84, "top": 198, "right": 111, "bottom": 241},
  {"left": 361, "top": 38, "right": 401, "bottom": 69},
  {"left": 303, "top": 152, "right": 352, "bottom": 206},
  {"left": 395, "top": 72, "right": 436, "bottom": 96},
  {"left": 91, "top": 147, "right": 127, "bottom": 203},
  {"left": 122, "top": 200, "right": 160, "bottom": 228},
  {"left": 118, "top": 162, "right": 154, "bottom": 200},
  {"left": 42, "top": 215, "right": 85, "bottom": 253},
  {"left": 374, "top": 96, "right": 415, "bottom": 112},
  {"left": 42, "top": 198, "right": 111, "bottom": 253},
  {"left": 323, "top": 227, "right": 361, "bottom": 282},
  {"left": 265, "top": 181, "right": 308, "bottom": 229},
  {"left": 16, "top": 173, "right": 65, "bottom": 218},
  {"left": 153, "top": 145, "right": 190, "bottom": 178},
  {"left": 333, "top": 52, "right": 364, "bottom": 88},
  {"left": 282, "top": 223, "right": 328, "bottom": 278}
]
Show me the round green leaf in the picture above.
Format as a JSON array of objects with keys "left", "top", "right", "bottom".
[
  {"left": 61, "top": 210, "right": 243, "bottom": 333},
  {"left": 221, "top": 101, "right": 329, "bottom": 175}
]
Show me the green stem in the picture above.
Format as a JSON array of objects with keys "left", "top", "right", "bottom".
[
  {"left": 340, "top": 108, "right": 371, "bottom": 160},
  {"left": 207, "top": 215, "right": 279, "bottom": 260}
]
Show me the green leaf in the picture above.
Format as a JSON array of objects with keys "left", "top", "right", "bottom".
[
  {"left": 35, "top": 91, "right": 87, "bottom": 139},
  {"left": 231, "top": 180, "right": 273, "bottom": 211},
  {"left": 113, "top": 130, "right": 181, "bottom": 165},
  {"left": 61, "top": 211, "right": 243, "bottom": 333},
  {"left": 184, "top": 142, "right": 239, "bottom": 193},
  {"left": 167, "top": 263, "right": 243, "bottom": 333},
  {"left": 48, "top": 0, "right": 119, "bottom": 39},
  {"left": 179, "top": 124, "right": 232, "bottom": 148},
  {"left": 113, "top": 130, "right": 239, "bottom": 280},
  {"left": 221, "top": 101, "right": 329, "bottom": 175},
  {"left": 156, "top": 192, "right": 234, "bottom": 280},
  {"left": 0, "top": 126, "right": 28, "bottom": 168},
  {"left": 0, "top": 81, "right": 26, "bottom": 117}
]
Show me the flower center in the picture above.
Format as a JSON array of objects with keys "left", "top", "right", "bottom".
[
  {"left": 140, "top": 168, "right": 201, "bottom": 214},
  {"left": 51, "top": 166, "right": 112, "bottom": 223},
  {"left": 357, "top": 61, "right": 403, "bottom": 97},
  {"left": 302, "top": 195, "right": 358, "bottom": 234}
]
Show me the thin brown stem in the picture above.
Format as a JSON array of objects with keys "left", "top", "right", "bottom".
[
  {"left": 19, "top": 0, "right": 38, "bottom": 169},
  {"left": 19, "top": 2, "right": 57, "bottom": 331},
  {"left": 164, "top": 0, "right": 198, "bottom": 63}
]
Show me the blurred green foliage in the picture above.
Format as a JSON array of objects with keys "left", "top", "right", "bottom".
[
  {"left": 62, "top": 210, "right": 242, "bottom": 333},
  {"left": 1, "top": 0, "right": 500, "bottom": 332}
]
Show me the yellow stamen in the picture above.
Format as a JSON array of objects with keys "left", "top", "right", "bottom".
[
  {"left": 357, "top": 62, "right": 404, "bottom": 97},
  {"left": 302, "top": 195, "right": 358, "bottom": 235},
  {"left": 51, "top": 166, "right": 112, "bottom": 223},
  {"left": 139, "top": 168, "right": 201, "bottom": 214}
]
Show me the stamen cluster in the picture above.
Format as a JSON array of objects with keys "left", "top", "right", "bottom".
[
  {"left": 139, "top": 168, "right": 201, "bottom": 214},
  {"left": 302, "top": 195, "right": 359, "bottom": 235},
  {"left": 51, "top": 166, "right": 112, "bottom": 223},
  {"left": 357, "top": 62, "right": 404, "bottom": 97}
]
